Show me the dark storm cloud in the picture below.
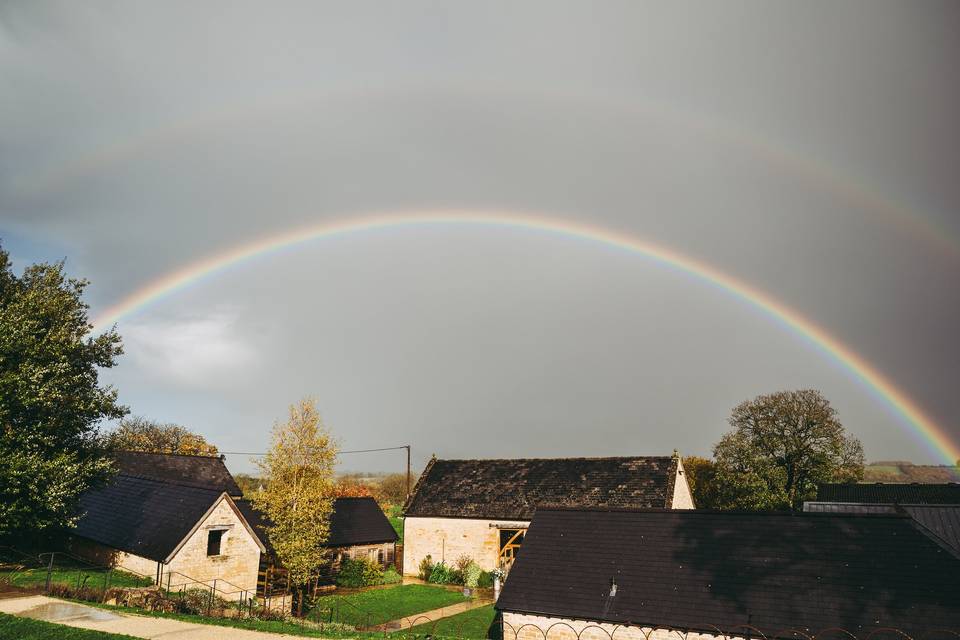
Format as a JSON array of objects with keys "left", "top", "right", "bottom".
[{"left": 1, "top": 1, "right": 958, "bottom": 471}]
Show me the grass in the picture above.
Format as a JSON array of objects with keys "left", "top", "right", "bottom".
[
  {"left": 69, "top": 589, "right": 471, "bottom": 640},
  {"left": 0, "top": 612, "right": 140, "bottom": 639},
  {"left": 388, "top": 504, "right": 404, "bottom": 541},
  {"left": 313, "top": 583, "right": 468, "bottom": 627},
  {"left": 406, "top": 604, "right": 496, "bottom": 639},
  {"left": 3, "top": 567, "right": 152, "bottom": 590}
]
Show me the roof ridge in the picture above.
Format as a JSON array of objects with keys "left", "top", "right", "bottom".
[
  {"left": 435, "top": 455, "right": 675, "bottom": 462},
  {"left": 117, "top": 471, "right": 226, "bottom": 494},
  {"left": 117, "top": 450, "right": 224, "bottom": 460},
  {"left": 534, "top": 505, "right": 912, "bottom": 518}
]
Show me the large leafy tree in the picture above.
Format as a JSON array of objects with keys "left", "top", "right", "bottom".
[
  {"left": 105, "top": 416, "right": 218, "bottom": 456},
  {"left": 0, "top": 246, "right": 126, "bottom": 536},
  {"left": 712, "top": 389, "right": 864, "bottom": 511},
  {"left": 251, "top": 397, "right": 337, "bottom": 588}
]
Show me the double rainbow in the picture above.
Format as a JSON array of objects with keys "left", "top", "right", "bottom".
[{"left": 91, "top": 210, "right": 959, "bottom": 464}]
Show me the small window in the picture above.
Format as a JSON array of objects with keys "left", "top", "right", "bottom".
[
  {"left": 377, "top": 549, "right": 384, "bottom": 564},
  {"left": 207, "top": 529, "right": 226, "bottom": 556}
]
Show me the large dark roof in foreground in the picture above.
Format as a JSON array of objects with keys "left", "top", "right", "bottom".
[
  {"left": 806, "top": 502, "right": 960, "bottom": 555},
  {"left": 74, "top": 474, "right": 224, "bottom": 563},
  {"left": 817, "top": 482, "right": 960, "bottom": 504},
  {"left": 116, "top": 451, "right": 241, "bottom": 496},
  {"left": 404, "top": 457, "right": 678, "bottom": 519},
  {"left": 237, "top": 496, "right": 397, "bottom": 554},
  {"left": 497, "top": 508, "right": 960, "bottom": 634}
]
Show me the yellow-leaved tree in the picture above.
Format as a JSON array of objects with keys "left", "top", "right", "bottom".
[{"left": 252, "top": 398, "right": 338, "bottom": 588}]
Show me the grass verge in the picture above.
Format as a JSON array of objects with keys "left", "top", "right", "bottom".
[
  {"left": 406, "top": 604, "right": 495, "bottom": 638},
  {"left": 0, "top": 611, "right": 139, "bottom": 640},
  {"left": 313, "top": 584, "right": 468, "bottom": 627}
]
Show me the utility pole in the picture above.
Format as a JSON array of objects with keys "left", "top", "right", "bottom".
[{"left": 405, "top": 445, "right": 411, "bottom": 499}]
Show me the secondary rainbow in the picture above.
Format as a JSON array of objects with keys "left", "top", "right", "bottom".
[{"left": 91, "top": 210, "right": 959, "bottom": 464}]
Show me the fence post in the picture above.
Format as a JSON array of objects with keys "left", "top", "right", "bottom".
[{"left": 44, "top": 552, "right": 54, "bottom": 593}]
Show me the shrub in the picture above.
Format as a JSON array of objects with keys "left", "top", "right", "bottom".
[
  {"left": 427, "top": 561, "right": 452, "bottom": 584},
  {"left": 418, "top": 554, "right": 434, "bottom": 581},
  {"left": 454, "top": 555, "right": 473, "bottom": 572},
  {"left": 462, "top": 562, "right": 482, "bottom": 588},
  {"left": 336, "top": 557, "right": 384, "bottom": 588},
  {"left": 382, "top": 567, "right": 402, "bottom": 584},
  {"left": 477, "top": 570, "right": 493, "bottom": 588}
]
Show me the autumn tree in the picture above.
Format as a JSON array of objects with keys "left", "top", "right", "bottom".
[
  {"left": 682, "top": 456, "right": 720, "bottom": 509},
  {"left": 251, "top": 398, "right": 338, "bottom": 588},
  {"left": 712, "top": 389, "right": 864, "bottom": 511},
  {"left": 105, "top": 416, "right": 218, "bottom": 456},
  {"left": 377, "top": 473, "right": 409, "bottom": 506},
  {"left": 0, "top": 245, "right": 126, "bottom": 537}
]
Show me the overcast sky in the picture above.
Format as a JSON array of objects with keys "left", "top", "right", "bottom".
[{"left": 2, "top": 1, "right": 958, "bottom": 475}]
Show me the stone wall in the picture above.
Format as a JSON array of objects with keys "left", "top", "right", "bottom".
[
  {"left": 502, "top": 612, "right": 745, "bottom": 640},
  {"left": 402, "top": 517, "right": 529, "bottom": 575},
  {"left": 69, "top": 537, "right": 160, "bottom": 581},
  {"left": 162, "top": 498, "right": 262, "bottom": 598}
]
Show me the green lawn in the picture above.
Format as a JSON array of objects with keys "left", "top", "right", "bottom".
[
  {"left": 4, "top": 567, "right": 152, "bottom": 590},
  {"left": 312, "top": 584, "right": 468, "bottom": 628},
  {"left": 388, "top": 504, "right": 404, "bottom": 541},
  {"left": 0, "top": 612, "right": 139, "bottom": 639},
  {"left": 406, "top": 604, "right": 496, "bottom": 639}
]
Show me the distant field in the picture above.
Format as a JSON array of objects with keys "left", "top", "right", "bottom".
[{"left": 863, "top": 462, "right": 960, "bottom": 483}]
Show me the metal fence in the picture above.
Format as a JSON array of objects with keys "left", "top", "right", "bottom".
[{"left": 1, "top": 548, "right": 956, "bottom": 640}]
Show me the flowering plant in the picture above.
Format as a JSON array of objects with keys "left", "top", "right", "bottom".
[{"left": 491, "top": 567, "right": 505, "bottom": 580}]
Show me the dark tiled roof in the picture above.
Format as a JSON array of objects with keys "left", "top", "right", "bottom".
[
  {"left": 803, "top": 502, "right": 898, "bottom": 514},
  {"left": 404, "top": 457, "right": 678, "bottom": 519},
  {"left": 236, "top": 496, "right": 397, "bottom": 555},
  {"left": 804, "top": 502, "right": 960, "bottom": 555},
  {"left": 74, "top": 474, "right": 224, "bottom": 563},
  {"left": 817, "top": 482, "right": 960, "bottom": 504},
  {"left": 328, "top": 497, "right": 399, "bottom": 547},
  {"left": 496, "top": 508, "right": 960, "bottom": 634},
  {"left": 116, "top": 451, "right": 241, "bottom": 496},
  {"left": 902, "top": 505, "right": 960, "bottom": 555}
]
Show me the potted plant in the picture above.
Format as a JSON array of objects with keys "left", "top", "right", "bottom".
[{"left": 491, "top": 567, "right": 505, "bottom": 600}]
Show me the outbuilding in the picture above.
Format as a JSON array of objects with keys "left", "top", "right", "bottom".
[
  {"left": 70, "top": 452, "right": 265, "bottom": 599},
  {"left": 402, "top": 454, "right": 693, "bottom": 576},
  {"left": 496, "top": 507, "right": 960, "bottom": 639}
]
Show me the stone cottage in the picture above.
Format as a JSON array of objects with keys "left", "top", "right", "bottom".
[
  {"left": 70, "top": 452, "right": 265, "bottom": 599},
  {"left": 496, "top": 507, "right": 960, "bottom": 639},
  {"left": 401, "top": 454, "right": 693, "bottom": 576}
]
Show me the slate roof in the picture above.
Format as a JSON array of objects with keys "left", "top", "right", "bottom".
[
  {"left": 496, "top": 508, "right": 960, "bottom": 635},
  {"left": 236, "top": 496, "right": 397, "bottom": 555},
  {"left": 403, "top": 456, "right": 679, "bottom": 520},
  {"left": 817, "top": 482, "right": 960, "bottom": 504},
  {"left": 74, "top": 474, "right": 226, "bottom": 562},
  {"left": 115, "top": 451, "right": 242, "bottom": 496},
  {"left": 805, "top": 502, "right": 960, "bottom": 555}
]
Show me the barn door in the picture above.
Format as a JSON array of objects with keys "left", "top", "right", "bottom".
[{"left": 498, "top": 529, "right": 525, "bottom": 572}]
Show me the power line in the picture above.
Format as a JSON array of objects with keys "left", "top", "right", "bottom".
[{"left": 219, "top": 445, "right": 410, "bottom": 456}]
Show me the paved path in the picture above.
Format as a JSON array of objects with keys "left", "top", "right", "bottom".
[
  {"left": 376, "top": 597, "right": 493, "bottom": 631},
  {"left": 0, "top": 595, "right": 306, "bottom": 639}
]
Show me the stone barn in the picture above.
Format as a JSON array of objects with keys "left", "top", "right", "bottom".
[
  {"left": 237, "top": 496, "right": 399, "bottom": 587},
  {"left": 70, "top": 452, "right": 265, "bottom": 598},
  {"left": 496, "top": 507, "right": 960, "bottom": 640},
  {"left": 401, "top": 454, "right": 693, "bottom": 576}
]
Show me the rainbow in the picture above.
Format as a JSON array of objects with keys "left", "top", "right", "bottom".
[{"left": 91, "top": 210, "right": 959, "bottom": 464}]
